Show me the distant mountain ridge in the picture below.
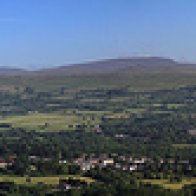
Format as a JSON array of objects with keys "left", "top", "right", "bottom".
[
  {"left": 0, "top": 57, "right": 195, "bottom": 76},
  {"left": 33, "top": 57, "right": 179, "bottom": 76}
]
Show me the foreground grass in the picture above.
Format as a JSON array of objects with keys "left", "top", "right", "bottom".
[
  {"left": 0, "top": 175, "right": 95, "bottom": 185},
  {"left": 142, "top": 178, "right": 196, "bottom": 190}
]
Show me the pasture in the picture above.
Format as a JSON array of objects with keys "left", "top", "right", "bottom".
[
  {"left": 142, "top": 178, "right": 196, "bottom": 190},
  {"left": 172, "top": 144, "right": 196, "bottom": 149},
  {"left": 0, "top": 113, "right": 100, "bottom": 131},
  {"left": 0, "top": 175, "right": 95, "bottom": 185}
]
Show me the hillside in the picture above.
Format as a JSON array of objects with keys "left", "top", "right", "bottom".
[
  {"left": 0, "top": 57, "right": 196, "bottom": 91},
  {"left": 33, "top": 57, "right": 178, "bottom": 76},
  {"left": 0, "top": 57, "right": 194, "bottom": 77},
  {"left": 0, "top": 67, "right": 27, "bottom": 76}
]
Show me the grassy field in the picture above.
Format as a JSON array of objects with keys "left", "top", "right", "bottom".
[
  {"left": 0, "top": 113, "right": 100, "bottom": 131},
  {"left": 0, "top": 175, "right": 95, "bottom": 185},
  {"left": 105, "top": 113, "right": 130, "bottom": 119},
  {"left": 166, "top": 104, "right": 185, "bottom": 109},
  {"left": 151, "top": 110, "right": 173, "bottom": 114},
  {"left": 125, "top": 108, "right": 146, "bottom": 114},
  {"left": 142, "top": 178, "right": 196, "bottom": 190},
  {"left": 172, "top": 144, "right": 196, "bottom": 149},
  {"left": 4, "top": 175, "right": 195, "bottom": 189},
  {"left": 73, "top": 110, "right": 111, "bottom": 115}
]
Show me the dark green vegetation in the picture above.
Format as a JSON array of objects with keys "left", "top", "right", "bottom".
[
  {"left": 0, "top": 58, "right": 195, "bottom": 195},
  {"left": 0, "top": 85, "right": 195, "bottom": 157}
]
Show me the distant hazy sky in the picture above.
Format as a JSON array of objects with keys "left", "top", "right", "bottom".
[{"left": 0, "top": 0, "right": 196, "bottom": 69}]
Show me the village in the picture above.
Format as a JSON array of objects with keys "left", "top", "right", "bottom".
[{"left": 0, "top": 154, "right": 192, "bottom": 175}]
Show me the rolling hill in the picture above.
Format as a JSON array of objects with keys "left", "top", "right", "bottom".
[
  {"left": 33, "top": 57, "right": 179, "bottom": 76},
  {"left": 0, "top": 67, "right": 27, "bottom": 76},
  {"left": 0, "top": 57, "right": 196, "bottom": 91}
]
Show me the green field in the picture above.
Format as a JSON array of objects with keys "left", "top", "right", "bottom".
[
  {"left": 0, "top": 113, "right": 100, "bottom": 131},
  {"left": 142, "top": 178, "right": 196, "bottom": 190},
  {"left": 172, "top": 144, "right": 196, "bottom": 149},
  {"left": 0, "top": 175, "right": 95, "bottom": 185},
  {"left": 125, "top": 108, "right": 147, "bottom": 114}
]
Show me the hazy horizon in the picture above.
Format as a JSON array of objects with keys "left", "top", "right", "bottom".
[{"left": 1, "top": 0, "right": 196, "bottom": 69}]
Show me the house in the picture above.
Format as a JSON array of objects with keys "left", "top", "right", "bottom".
[
  {"left": 94, "top": 125, "right": 103, "bottom": 133},
  {"left": 42, "top": 158, "right": 52, "bottom": 162},
  {"left": 128, "top": 156, "right": 133, "bottom": 162},
  {"left": 178, "top": 160, "right": 189, "bottom": 164},
  {"left": 0, "top": 161, "right": 8, "bottom": 169},
  {"left": 129, "top": 165, "right": 137, "bottom": 171},
  {"left": 74, "top": 157, "right": 86, "bottom": 165},
  {"left": 100, "top": 158, "right": 114, "bottom": 166},
  {"left": 76, "top": 156, "right": 115, "bottom": 170},
  {"left": 59, "top": 180, "right": 72, "bottom": 190},
  {"left": 28, "top": 156, "right": 52, "bottom": 163},
  {"left": 59, "top": 160, "right": 67, "bottom": 164},
  {"left": 30, "top": 165, "right": 37, "bottom": 171},
  {"left": 188, "top": 130, "right": 196, "bottom": 136},
  {"left": 115, "top": 134, "right": 127, "bottom": 138},
  {"left": 115, "top": 163, "right": 121, "bottom": 169},
  {"left": 0, "top": 157, "right": 15, "bottom": 169},
  {"left": 80, "top": 162, "right": 92, "bottom": 171},
  {"left": 159, "top": 159, "right": 164, "bottom": 164},
  {"left": 89, "top": 158, "right": 99, "bottom": 165},
  {"left": 122, "top": 165, "right": 128, "bottom": 171},
  {"left": 118, "top": 156, "right": 126, "bottom": 161},
  {"left": 132, "top": 157, "right": 146, "bottom": 164},
  {"left": 59, "top": 178, "right": 86, "bottom": 191},
  {"left": 29, "top": 156, "right": 40, "bottom": 163}
]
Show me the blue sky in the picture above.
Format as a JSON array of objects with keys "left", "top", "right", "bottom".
[{"left": 0, "top": 0, "right": 196, "bottom": 69}]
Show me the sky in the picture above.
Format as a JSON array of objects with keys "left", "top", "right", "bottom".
[{"left": 0, "top": 0, "right": 196, "bottom": 69}]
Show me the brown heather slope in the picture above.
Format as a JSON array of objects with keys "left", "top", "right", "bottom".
[
  {"left": 0, "top": 57, "right": 196, "bottom": 91},
  {"left": 0, "top": 67, "right": 27, "bottom": 76},
  {"left": 32, "top": 57, "right": 178, "bottom": 76}
]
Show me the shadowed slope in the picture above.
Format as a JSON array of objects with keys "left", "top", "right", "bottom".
[{"left": 0, "top": 57, "right": 196, "bottom": 91}]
